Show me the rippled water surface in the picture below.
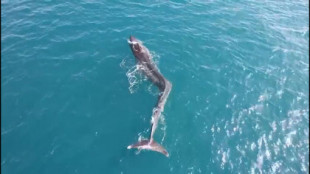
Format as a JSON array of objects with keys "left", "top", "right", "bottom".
[{"left": 1, "top": 1, "right": 309, "bottom": 174}]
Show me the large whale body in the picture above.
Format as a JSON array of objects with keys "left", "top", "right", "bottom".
[{"left": 127, "top": 36, "right": 172, "bottom": 157}]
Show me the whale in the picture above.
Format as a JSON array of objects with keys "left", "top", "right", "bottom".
[{"left": 127, "top": 36, "right": 172, "bottom": 157}]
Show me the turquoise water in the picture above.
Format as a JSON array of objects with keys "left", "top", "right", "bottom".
[{"left": 1, "top": 0, "right": 309, "bottom": 173}]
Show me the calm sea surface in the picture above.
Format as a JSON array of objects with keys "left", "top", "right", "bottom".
[{"left": 1, "top": 1, "right": 309, "bottom": 173}]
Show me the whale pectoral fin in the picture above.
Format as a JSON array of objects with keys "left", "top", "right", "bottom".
[{"left": 127, "top": 139, "right": 169, "bottom": 157}]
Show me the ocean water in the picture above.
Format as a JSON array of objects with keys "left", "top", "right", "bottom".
[{"left": 1, "top": 0, "right": 309, "bottom": 173}]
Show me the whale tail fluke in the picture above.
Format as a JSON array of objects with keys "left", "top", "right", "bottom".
[{"left": 127, "top": 139, "right": 169, "bottom": 157}]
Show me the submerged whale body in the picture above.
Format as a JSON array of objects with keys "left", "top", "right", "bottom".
[{"left": 127, "top": 36, "right": 172, "bottom": 157}]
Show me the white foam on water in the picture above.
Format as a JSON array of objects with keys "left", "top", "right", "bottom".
[
  {"left": 220, "top": 149, "right": 230, "bottom": 169},
  {"left": 124, "top": 63, "right": 145, "bottom": 94},
  {"left": 126, "top": 67, "right": 140, "bottom": 93},
  {"left": 149, "top": 51, "right": 161, "bottom": 64},
  {"left": 147, "top": 83, "right": 160, "bottom": 96},
  {"left": 271, "top": 161, "right": 282, "bottom": 173},
  {"left": 134, "top": 149, "right": 141, "bottom": 155},
  {"left": 256, "top": 154, "right": 264, "bottom": 174},
  {"left": 211, "top": 125, "right": 215, "bottom": 133},
  {"left": 217, "top": 127, "right": 221, "bottom": 132},
  {"left": 265, "top": 150, "right": 271, "bottom": 160},
  {"left": 284, "top": 130, "right": 296, "bottom": 148},
  {"left": 258, "top": 92, "right": 269, "bottom": 102},
  {"left": 270, "top": 121, "right": 277, "bottom": 132},
  {"left": 276, "top": 90, "right": 283, "bottom": 98},
  {"left": 248, "top": 104, "right": 264, "bottom": 115},
  {"left": 159, "top": 113, "right": 167, "bottom": 143},
  {"left": 120, "top": 58, "right": 146, "bottom": 93},
  {"left": 231, "top": 94, "right": 237, "bottom": 103},
  {"left": 120, "top": 49, "right": 162, "bottom": 96},
  {"left": 251, "top": 142, "right": 256, "bottom": 151},
  {"left": 236, "top": 145, "right": 246, "bottom": 156}
]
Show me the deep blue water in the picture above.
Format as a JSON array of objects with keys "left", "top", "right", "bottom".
[{"left": 1, "top": 1, "right": 309, "bottom": 173}]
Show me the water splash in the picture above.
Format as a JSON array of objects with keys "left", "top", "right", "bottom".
[
  {"left": 159, "top": 113, "right": 167, "bottom": 143},
  {"left": 120, "top": 58, "right": 146, "bottom": 94}
]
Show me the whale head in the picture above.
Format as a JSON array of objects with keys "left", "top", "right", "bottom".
[
  {"left": 128, "top": 35, "right": 150, "bottom": 62},
  {"left": 129, "top": 35, "right": 138, "bottom": 43},
  {"left": 128, "top": 35, "right": 142, "bottom": 53}
]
